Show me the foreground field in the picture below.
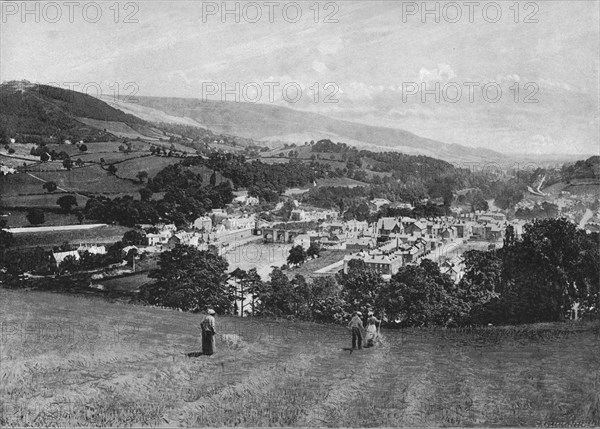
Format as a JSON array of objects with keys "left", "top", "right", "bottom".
[{"left": 1, "top": 289, "right": 599, "bottom": 427}]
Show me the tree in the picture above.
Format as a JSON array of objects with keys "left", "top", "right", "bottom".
[
  {"left": 498, "top": 218, "right": 600, "bottom": 323},
  {"left": 42, "top": 181, "right": 58, "bottom": 193},
  {"left": 257, "top": 267, "right": 296, "bottom": 316},
  {"left": 26, "top": 208, "right": 45, "bottom": 225},
  {"left": 143, "top": 245, "right": 233, "bottom": 312},
  {"left": 40, "top": 152, "right": 50, "bottom": 162},
  {"left": 107, "top": 164, "right": 118, "bottom": 175},
  {"left": 136, "top": 170, "right": 149, "bottom": 183},
  {"left": 244, "top": 268, "right": 264, "bottom": 316},
  {"left": 76, "top": 158, "right": 85, "bottom": 167},
  {"left": 122, "top": 229, "right": 146, "bottom": 245},
  {"left": 63, "top": 159, "right": 74, "bottom": 170},
  {"left": 337, "top": 259, "right": 384, "bottom": 314},
  {"left": 287, "top": 245, "right": 307, "bottom": 266},
  {"left": 57, "top": 195, "right": 78, "bottom": 213},
  {"left": 59, "top": 255, "right": 79, "bottom": 275},
  {"left": 79, "top": 144, "right": 88, "bottom": 152},
  {"left": 139, "top": 188, "right": 153, "bottom": 202},
  {"left": 306, "top": 242, "right": 321, "bottom": 258},
  {"left": 381, "top": 260, "right": 466, "bottom": 327}
]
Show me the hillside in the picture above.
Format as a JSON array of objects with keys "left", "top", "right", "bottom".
[
  {"left": 0, "top": 82, "right": 223, "bottom": 147},
  {"left": 0, "top": 81, "right": 146, "bottom": 143},
  {"left": 1, "top": 288, "right": 599, "bottom": 427},
  {"left": 111, "top": 95, "right": 507, "bottom": 164}
]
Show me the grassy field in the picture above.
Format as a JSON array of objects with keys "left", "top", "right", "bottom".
[
  {"left": 113, "top": 156, "right": 182, "bottom": 181},
  {"left": 289, "top": 250, "right": 350, "bottom": 279},
  {"left": 0, "top": 166, "right": 140, "bottom": 197},
  {"left": 1, "top": 288, "right": 598, "bottom": 427},
  {"left": 1, "top": 210, "right": 84, "bottom": 229},
  {"left": 1, "top": 193, "right": 88, "bottom": 208},
  {"left": 10, "top": 225, "right": 131, "bottom": 249}
]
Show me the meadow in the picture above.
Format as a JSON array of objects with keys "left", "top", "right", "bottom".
[
  {"left": 1, "top": 288, "right": 598, "bottom": 427},
  {"left": 10, "top": 225, "right": 131, "bottom": 249}
]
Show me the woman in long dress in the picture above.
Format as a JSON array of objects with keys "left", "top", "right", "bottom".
[
  {"left": 201, "top": 309, "right": 216, "bottom": 355},
  {"left": 365, "top": 311, "right": 380, "bottom": 348}
]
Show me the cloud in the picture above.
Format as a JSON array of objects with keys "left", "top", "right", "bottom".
[{"left": 419, "top": 64, "right": 456, "bottom": 83}]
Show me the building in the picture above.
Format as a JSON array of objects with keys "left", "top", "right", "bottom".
[
  {"left": 1, "top": 165, "right": 17, "bottom": 175},
  {"left": 77, "top": 244, "right": 107, "bottom": 255},
  {"left": 223, "top": 215, "right": 256, "bottom": 231},
  {"left": 293, "top": 234, "right": 311, "bottom": 250},
  {"left": 377, "top": 218, "right": 402, "bottom": 236},
  {"left": 193, "top": 216, "right": 212, "bottom": 231},
  {"left": 343, "top": 250, "right": 403, "bottom": 278},
  {"left": 370, "top": 198, "right": 391, "bottom": 211},
  {"left": 51, "top": 250, "right": 80, "bottom": 268},
  {"left": 146, "top": 230, "right": 172, "bottom": 246},
  {"left": 165, "top": 231, "right": 202, "bottom": 249},
  {"left": 455, "top": 223, "right": 472, "bottom": 239},
  {"left": 405, "top": 221, "right": 426, "bottom": 236}
]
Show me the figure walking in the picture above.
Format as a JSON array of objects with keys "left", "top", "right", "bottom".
[
  {"left": 348, "top": 311, "right": 364, "bottom": 350},
  {"left": 201, "top": 309, "right": 216, "bottom": 355}
]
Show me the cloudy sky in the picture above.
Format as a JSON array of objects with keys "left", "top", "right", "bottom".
[{"left": 1, "top": 1, "right": 599, "bottom": 155}]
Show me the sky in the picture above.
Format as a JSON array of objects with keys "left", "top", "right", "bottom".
[{"left": 1, "top": 1, "right": 599, "bottom": 155}]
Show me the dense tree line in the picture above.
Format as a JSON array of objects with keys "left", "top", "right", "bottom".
[{"left": 515, "top": 202, "right": 559, "bottom": 220}]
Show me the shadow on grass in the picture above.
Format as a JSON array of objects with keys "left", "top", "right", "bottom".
[{"left": 186, "top": 351, "right": 213, "bottom": 358}]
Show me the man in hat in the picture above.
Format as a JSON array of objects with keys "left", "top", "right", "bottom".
[
  {"left": 347, "top": 311, "right": 364, "bottom": 350},
  {"left": 201, "top": 309, "right": 216, "bottom": 355},
  {"left": 365, "top": 311, "right": 381, "bottom": 348}
]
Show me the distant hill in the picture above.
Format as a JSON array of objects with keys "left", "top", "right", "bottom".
[
  {"left": 562, "top": 156, "right": 600, "bottom": 182},
  {"left": 109, "top": 95, "right": 507, "bottom": 164}
]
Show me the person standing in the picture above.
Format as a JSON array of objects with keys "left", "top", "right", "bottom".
[
  {"left": 365, "top": 311, "right": 381, "bottom": 348},
  {"left": 201, "top": 309, "right": 216, "bottom": 355},
  {"left": 348, "top": 311, "right": 364, "bottom": 350}
]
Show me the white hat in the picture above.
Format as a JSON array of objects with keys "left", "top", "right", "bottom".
[
  {"left": 368, "top": 311, "right": 374, "bottom": 316},
  {"left": 207, "top": 309, "right": 215, "bottom": 315},
  {"left": 356, "top": 311, "right": 362, "bottom": 316}
]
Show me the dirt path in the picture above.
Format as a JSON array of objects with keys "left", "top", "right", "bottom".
[{"left": 25, "top": 172, "right": 88, "bottom": 198}]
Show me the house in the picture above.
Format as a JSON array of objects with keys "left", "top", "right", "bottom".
[
  {"left": 405, "top": 221, "right": 426, "bottom": 236},
  {"left": 439, "top": 226, "right": 457, "bottom": 241},
  {"left": 370, "top": 198, "right": 391, "bottom": 210},
  {"left": 455, "top": 223, "right": 472, "bottom": 239},
  {"left": 77, "top": 244, "right": 107, "bottom": 255},
  {"left": 51, "top": 250, "right": 80, "bottom": 268},
  {"left": 165, "top": 231, "right": 202, "bottom": 249},
  {"left": 224, "top": 215, "right": 255, "bottom": 231},
  {"left": 246, "top": 196, "right": 259, "bottom": 206},
  {"left": 193, "top": 216, "right": 212, "bottom": 231},
  {"left": 346, "top": 237, "right": 374, "bottom": 251},
  {"left": 345, "top": 219, "right": 370, "bottom": 233},
  {"left": 146, "top": 230, "right": 172, "bottom": 246},
  {"left": 122, "top": 245, "right": 139, "bottom": 254},
  {"left": 293, "top": 234, "right": 311, "bottom": 250},
  {"left": 487, "top": 224, "right": 504, "bottom": 241},
  {"left": 377, "top": 218, "right": 402, "bottom": 236},
  {"left": 326, "top": 222, "right": 345, "bottom": 234},
  {"left": 290, "top": 209, "right": 306, "bottom": 221},
  {"left": 343, "top": 250, "right": 403, "bottom": 277},
  {"left": 1, "top": 165, "right": 16, "bottom": 175}
]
